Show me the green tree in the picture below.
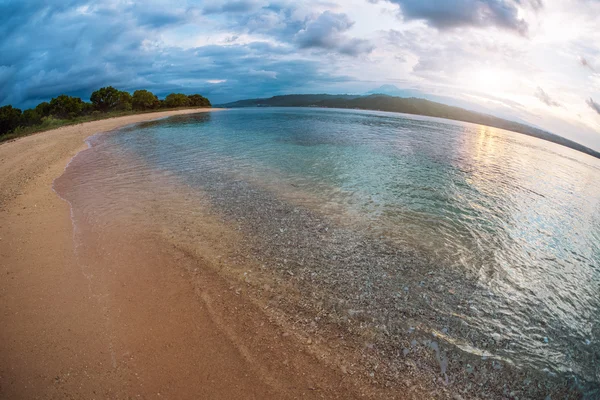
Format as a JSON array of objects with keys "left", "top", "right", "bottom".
[
  {"left": 0, "top": 105, "right": 23, "bottom": 135},
  {"left": 90, "top": 86, "right": 121, "bottom": 111},
  {"left": 116, "top": 91, "right": 132, "bottom": 111},
  {"left": 132, "top": 90, "right": 159, "bottom": 110},
  {"left": 49, "top": 95, "right": 86, "bottom": 119},
  {"left": 35, "top": 101, "right": 51, "bottom": 117},
  {"left": 188, "top": 94, "right": 211, "bottom": 107},
  {"left": 81, "top": 102, "right": 94, "bottom": 115},
  {"left": 21, "top": 109, "right": 42, "bottom": 126},
  {"left": 164, "top": 93, "right": 190, "bottom": 108},
  {"left": 1, "top": 87, "right": 212, "bottom": 140}
]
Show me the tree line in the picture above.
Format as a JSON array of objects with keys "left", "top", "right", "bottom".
[{"left": 0, "top": 87, "right": 211, "bottom": 137}]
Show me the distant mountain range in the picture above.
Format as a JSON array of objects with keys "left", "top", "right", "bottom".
[
  {"left": 365, "top": 84, "right": 425, "bottom": 98},
  {"left": 219, "top": 93, "right": 600, "bottom": 159}
]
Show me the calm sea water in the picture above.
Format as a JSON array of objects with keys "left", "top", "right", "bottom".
[{"left": 86, "top": 108, "right": 600, "bottom": 393}]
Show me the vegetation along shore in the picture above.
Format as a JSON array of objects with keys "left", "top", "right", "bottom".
[{"left": 0, "top": 87, "right": 211, "bottom": 142}]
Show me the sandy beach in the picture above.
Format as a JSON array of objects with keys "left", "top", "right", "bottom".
[{"left": 0, "top": 109, "right": 362, "bottom": 399}]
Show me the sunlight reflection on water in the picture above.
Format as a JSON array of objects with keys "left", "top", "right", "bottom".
[{"left": 63, "top": 108, "right": 600, "bottom": 392}]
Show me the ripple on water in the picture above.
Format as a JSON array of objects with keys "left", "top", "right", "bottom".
[{"left": 57, "top": 108, "right": 600, "bottom": 396}]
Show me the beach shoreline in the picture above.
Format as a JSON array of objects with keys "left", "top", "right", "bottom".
[
  {"left": 0, "top": 108, "right": 589, "bottom": 399},
  {"left": 0, "top": 109, "right": 367, "bottom": 399}
]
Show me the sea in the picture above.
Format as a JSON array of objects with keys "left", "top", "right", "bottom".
[{"left": 54, "top": 107, "right": 600, "bottom": 397}]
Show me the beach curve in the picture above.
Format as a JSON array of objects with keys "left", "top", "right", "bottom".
[{"left": 0, "top": 109, "right": 366, "bottom": 399}]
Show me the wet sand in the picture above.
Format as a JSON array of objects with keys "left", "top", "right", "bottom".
[{"left": 0, "top": 110, "right": 363, "bottom": 399}]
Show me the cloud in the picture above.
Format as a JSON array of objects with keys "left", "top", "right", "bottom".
[
  {"left": 535, "top": 87, "right": 560, "bottom": 107},
  {"left": 200, "top": 1, "right": 306, "bottom": 44},
  {"left": 0, "top": 1, "right": 361, "bottom": 108},
  {"left": 579, "top": 56, "right": 596, "bottom": 72},
  {"left": 587, "top": 98, "right": 600, "bottom": 115},
  {"left": 385, "top": 27, "right": 527, "bottom": 88},
  {"left": 517, "top": 0, "right": 543, "bottom": 11},
  {"left": 202, "top": 0, "right": 266, "bottom": 15},
  {"left": 0, "top": 0, "right": 599, "bottom": 151},
  {"left": 295, "top": 11, "right": 374, "bottom": 55},
  {"left": 135, "top": 10, "right": 189, "bottom": 28},
  {"left": 379, "top": 0, "right": 529, "bottom": 35},
  {"left": 213, "top": 5, "right": 373, "bottom": 56}
]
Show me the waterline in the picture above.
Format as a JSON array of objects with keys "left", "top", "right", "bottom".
[{"left": 55, "top": 108, "right": 600, "bottom": 397}]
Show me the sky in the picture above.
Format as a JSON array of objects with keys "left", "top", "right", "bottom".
[{"left": 1, "top": 0, "right": 600, "bottom": 150}]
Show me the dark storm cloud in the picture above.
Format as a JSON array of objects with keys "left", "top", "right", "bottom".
[
  {"left": 0, "top": 0, "right": 85, "bottom": 38},
  {"left": 535, "top": 87, "right": 561, "bottom": 107},
  {"left": 379, "top": 0, "right": 529, "bottom": 35},
  {"left": 198, "top": 1, "right": 373, "bottom": 55},
  {"left": 202, "top": 0, "right": 265, "bottom": 14},
  {"left": 0, "top": 1, "right": 361, "bottom": 108},
  {"left": 135, "top": 11, "right": 188, "bottom": 28},
  {"left": 204, "top": 1, "right": 306, "bottom": 44},
  {"left": 295, "top": 11, "right": 374, "bottom": 55},
  {"left": 587, "top": 98, "right": 600, "bottom": 115}
]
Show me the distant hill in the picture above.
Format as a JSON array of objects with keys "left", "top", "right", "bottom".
[
  {"left": 365, "top": 84, "right": 424, "bottom": 98},
  {"left": 220, "top": 94, "right": 360, "bottom": 108},
  {"left": 219, "top": 94, "right": 600, "bottom": 159}
]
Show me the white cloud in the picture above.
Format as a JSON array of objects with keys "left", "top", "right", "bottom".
[{"left": 1, "top": 0, "right": 599, "bottom": 149}]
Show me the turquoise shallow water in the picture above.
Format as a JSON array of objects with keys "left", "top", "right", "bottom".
[{"left": 95, "top": 108, "right": 600, "bottom": 393}]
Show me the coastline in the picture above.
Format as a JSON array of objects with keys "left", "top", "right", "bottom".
[
  {"left": 0, "top": 109, "right": 365, "bottom": 399},
  {"left": 0, "top": 108, "right": 590, "bottom": 399}
]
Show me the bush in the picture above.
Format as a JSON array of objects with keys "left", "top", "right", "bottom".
[
  {"left": 91, "top": 86, "right": 133, "bottom": 112},
  {"left": 35, "top": 101, "right": 51, "bottom": 117},
  {"left": 0, "top": 105, "right": 22, "bottom": 136},
  {"left": 90, "top": 86, "right": 121, "bottom": 111},
  {"left": 21, "top": 109, "right": 42, "bottom": 126},
  {"left": 164, "top": 93, "right": 191, "bottom": 108},
  {"left": 188, "top": 94, "right": 211, "bottom": 107},
  {"left": 49, "top": 95, "right": 86, "bottom": 119},
  {"left": 81, "top": 102, "right": 95, "bottom": 116},
  {"left": 132, "top": 90, "right": 160, "bottom": 110},
  {"left": 117, "top": 91, "right": 132, "bottom": 111},
  {"left": 1, "top": 86, "right": 211, "bottom": 140}
]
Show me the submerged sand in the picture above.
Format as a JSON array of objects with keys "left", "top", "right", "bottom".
[
  {"left": 1, "top": 109, "right": 580, "bottom": 400},
  {"left": 0, "top": 110, "right": 366, "bottom": 399}
]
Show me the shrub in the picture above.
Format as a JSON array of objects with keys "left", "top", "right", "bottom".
[
  {"left": 21, "top": 109, "right": 42, "bottom": 126},
  {"left": 49, "top": 95, "right": 86, "bottom": 119},
  {"left": 117, "top": 91, "right": 132, "bottom": 111},
  {"left": 164, "top": 93, "right": 191, "bottom": 108},
  {"left": 132, "top": 90, "right": 160, "bottom": 110},
  {"left": 0, "top": 105, "right": 22, "bottom": 135},
  {"left": 0, "top": 86, "right": 210, "bottom": 140},
  {"left": 90, "top": 86, "right": 121, "bottom": 111},
  {"left": 188, "top": 94, "right": 211, "bottom": 107}
]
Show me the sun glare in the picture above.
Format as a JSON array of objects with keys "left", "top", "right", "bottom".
[{"left": 468, "top": 67, "right": 515, "bottom": 94}]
